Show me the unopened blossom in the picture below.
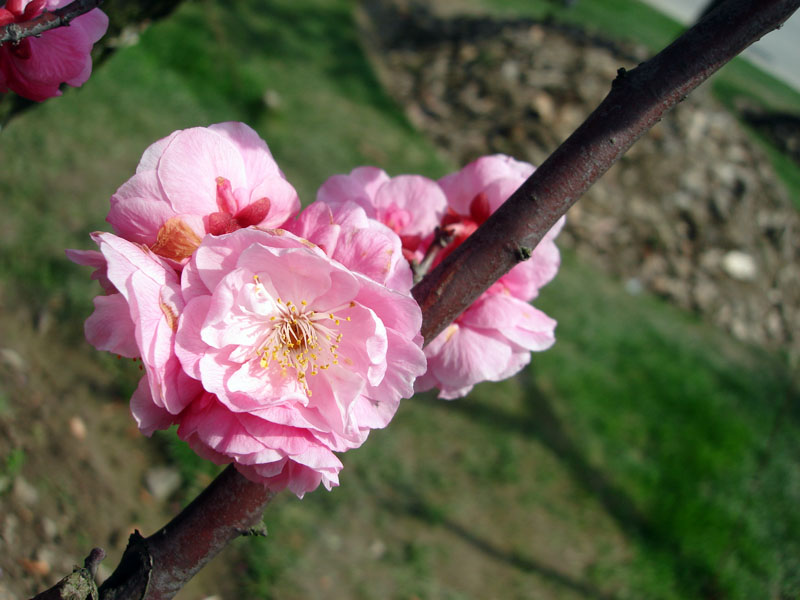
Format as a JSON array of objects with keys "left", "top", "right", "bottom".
[
  {"left": 0, "top": 0, "right": 108, "bottom": 101},
  {"left": 107, "top": 122, "right": 300, "bottom": 267},
  {"left": 317, "top": 166, "right": 446, "bottom": 261}
]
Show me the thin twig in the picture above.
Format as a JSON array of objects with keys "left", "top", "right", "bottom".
[
  {"left": 413, "top": 226, "right": 454, "bottom": 284},
  {"left": 0, "top": 0, "right": 102, "bottom": 45}
]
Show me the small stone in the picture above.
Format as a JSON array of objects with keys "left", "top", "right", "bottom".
[
  {"left": 693, "top": 278, "right": 718, "bottom": 311},
  {"left": 699, "top": 249, "right": 723, "bottom": 270},
  {"left": 145, "top": 467, "right": 182, "bottom": 502},
  {"left": 731, "top": 317, "right": 750, "bottom": 341},
  {"left": 625, "top": 278, "right": 643, "bottom": 295},
  {"left": 13, "top": 476, "right": 38, "bottom": 506},
  {"left": 0, "top": 348, "right": 25, "bottom": 372},
  {"left": 41, "top": 517, "right": 58, "bottom": 541},
  {"left": 458, "top": 43, "right": 478, "bottom": 62},
  {"left": 262, "top": 89, "right": 281, "bottom": 110},
  {"left": 35, "top": 547, "right": 57, "bottom": 568},
  {"left": 530, "top": 91, "right": 555, "bottom": 122},
  {"left": 69, "top": 416, "right": 87, "bottom": 440},
  {"left": 369, "top": 539, "right": 386, "bottom": 559},
  {"left": 19, "top": 557, "right": 50, "bottom": 576},
  {"left": 2, "top": 514, "right": 18, "bottom": 546},
  {"left": 500, "top": 60, "right": 519, "bottom": 82},
  {"left": 715, "top": 163, "right": 737, "bottom": 188},
  {"left": 722, "top": 251, "right": 757, "bottom": 281}
]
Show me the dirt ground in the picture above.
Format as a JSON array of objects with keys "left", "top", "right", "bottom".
[{"left": 0, "top": 303, "right": 232, "bottom": 600}]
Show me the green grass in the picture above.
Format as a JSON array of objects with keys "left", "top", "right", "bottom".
[
  {"left": 534, "top": 254, "right": 800, "bottom": 599},
  {"left": 0, "top": 0, "right": 797, "bottom": 599}
]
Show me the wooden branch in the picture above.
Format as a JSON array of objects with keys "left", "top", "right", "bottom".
[
  {"left": 0, "top": 0, "right": 102, "bottom": 45},
  {"left": 97, "top": 466, "right": 274, "bottom": 600},
  {"left": 411, "top": 0, "right": 800, "bottom": 342}
]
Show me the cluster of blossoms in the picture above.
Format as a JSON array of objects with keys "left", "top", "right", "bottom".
[
  {"left": 70, "top": 122, "right": 562, "bottom": 497},
  {"left": 320, "top": 159, "right": 564, "bottom": 399},
  {"left": 0, "top": 0, "right": 107, "bottom": 101}
]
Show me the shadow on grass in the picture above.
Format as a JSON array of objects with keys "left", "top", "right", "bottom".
[
  {"left": 424, "top": 373, "right": 728, "bottom": 600},
  {"left": 383, "top": 485, "right": 619, "bottom": 600}
]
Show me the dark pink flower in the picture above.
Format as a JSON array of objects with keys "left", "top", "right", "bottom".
[{"left": 0, "top": 0, "right": 108, "bottom": 101}]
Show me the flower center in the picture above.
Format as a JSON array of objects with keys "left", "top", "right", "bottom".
[{"left": 252, "top": 275, "right": 352, "bottom": 396}]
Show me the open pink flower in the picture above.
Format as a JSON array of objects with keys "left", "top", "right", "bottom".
[
  {"left": 0, "top": 0, "right": 108, "bottom": 101},
  {"left": 173, "top": 227, "right": 426, "bottom": 496},
  {"left": 414, "top": 154, "right": 564, "bottom": 398},
  {"left": 107, "top": 122, "right": 300, "bottom": 267},
  {"left": 435, "top": 154, "right": 565, "bottom": 301},
  {"left": 73, "top": 224, "right": 425, "bottom": 497},
  {"left": 414, "top": 293, "right": 557, "bottom": 399},
  {"left": 312, "top": 155, "right": 562, "bottom": 399},
  {"left": 317, "top": 166, "right": 446, "bottom": 261}
]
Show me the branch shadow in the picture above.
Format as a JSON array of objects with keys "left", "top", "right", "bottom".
[
  {"left": 382, "top": 486, "right": 619, "bottom": 600},
  {"left": 421, "top": 371, "right": 727, "bottom": 599}
]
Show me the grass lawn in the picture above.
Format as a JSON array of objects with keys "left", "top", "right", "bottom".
[{"left": 1, "top": 0, "right": 797, "bottom": 599}]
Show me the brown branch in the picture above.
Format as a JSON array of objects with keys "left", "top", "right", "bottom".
[
  {"left": 98, "top": 465, "right": 274, "bottom": 600},
  {"left": 30, "top": 0, "right": 800, "bottom": 598},
  {"left": 412, "top": 0, "right": 800, "bottom": 342},
  {"left": 0, "top": 0, "right": 102, "bottom": 45}
]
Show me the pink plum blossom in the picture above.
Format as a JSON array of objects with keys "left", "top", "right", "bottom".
[
  {"left": 0, "top": 0, "right": 108, "bottom": 101},
  {"left": 317, "top": 166, "right": 447, "bottom": 261},
  {"left": 173, "top": 227, "right": 426, "bottom": 496},
  {"left": 70, "top": 122, "right": 427, "bottom": 496},
  {"left": 73, "top": 222, "right": 426, "bottom": 497},
  {"left": 318, "top": 155, "right": 563, "bottom": 399},
  {"left": 107, "top": 122, "right": 301, "bottom": 267},
  {"left": 435, "top": 154, "right": 565, "bottom": 302},
  {"left": 416, "top": 154, "right": 564, "bottom": 398}
]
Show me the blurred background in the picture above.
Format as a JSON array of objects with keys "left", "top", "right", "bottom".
[{"left": 0, "top": 0, "right": 798, "bottom": 598}]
